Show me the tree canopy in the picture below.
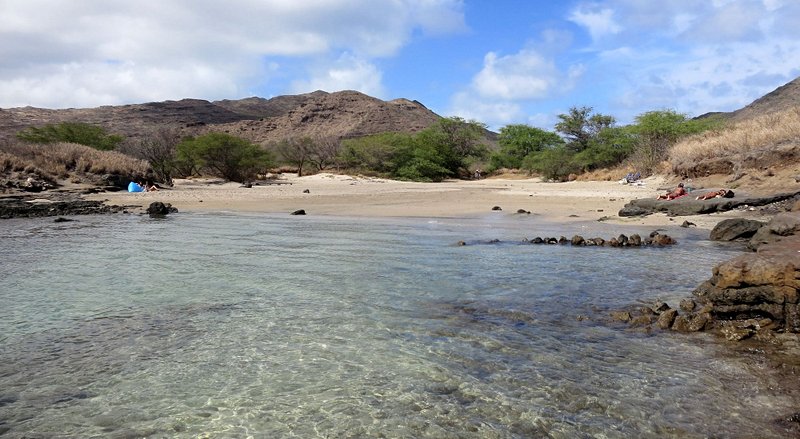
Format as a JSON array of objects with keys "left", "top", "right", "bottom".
[{"left": 175, "top": 133, "right": 273, "bottom": 182}]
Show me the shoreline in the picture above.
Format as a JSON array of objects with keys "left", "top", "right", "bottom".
[{"left": 83, "top": 173, "right": 776, "bottom": 230}]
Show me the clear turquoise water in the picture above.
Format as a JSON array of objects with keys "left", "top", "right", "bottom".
[{"left": 0, "top": 212, "right": 795, "bottom": 438}]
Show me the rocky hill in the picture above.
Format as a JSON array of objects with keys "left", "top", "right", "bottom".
[
  {"left": 697, "top": 76, "right": 800, "bottom": 122},
  {"left": 0, "top": 90, "right": 442, "bottom": 145}
]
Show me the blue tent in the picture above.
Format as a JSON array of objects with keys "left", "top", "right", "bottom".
[{"left": 127, "top": 181, "right": 145, "bottom": 192}]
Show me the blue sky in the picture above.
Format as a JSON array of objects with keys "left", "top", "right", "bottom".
[{"left": 1, "top": 0, "right": 799, "bottom": 130}]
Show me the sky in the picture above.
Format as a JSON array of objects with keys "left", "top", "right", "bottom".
[{"left": 1, "top": 0, "right": 799, "bottom": 130}]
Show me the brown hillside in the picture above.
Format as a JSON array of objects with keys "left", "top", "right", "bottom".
[
  {"left": 696, "top": 76, "right": 800, "bottom": 122},
  {"left": 202, "top": 90, "right": 440, "bottom": 144},
  {"left": 0, "top": 90, "right": 442, "bottom": 145}
]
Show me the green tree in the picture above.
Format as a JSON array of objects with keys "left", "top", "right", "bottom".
[
  {"left": 16, "top": 122, "right": 124, "bottom": 150},
  {"left": 490, "top": 124, "right": 563, "bottom": 170},
  {"left": 628, "top": 109, "right": 720, "bottom": 174},
  {"left": 555, "top": 106, "right": 615, "bottom": 153},
  {"left": 522, "top": 145, "right": 579, "bottom": 181},
  {"left": 176, "top": 133, "right": 272, "bottom": 182},
  {"left": 572, "top": 126, "right": 635, "bottom": 171},
  {"left": 415, "top": 117, "right": 488, "bottom": 176}
]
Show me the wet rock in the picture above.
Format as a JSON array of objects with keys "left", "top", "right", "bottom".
[
  {"left": 608, "top": 238, "right": 619, "bottom": 247},
  {"left": 672, "top": 312, "right": 712, "bottom": 332},
  {"left": 558, "top": 236, "right": 568, "bottom": 245},
  {"left": 546, "top": 237, "right": 558, "bottom": 245},
  {"left": 571, "top": 235, "right": 585, "bottom": 246},
  {"left": 491, "top": 206, "right": 502, "bottom": 211},
  {"left": 652, "top": 302, "right": 671, "bottom": 313},
  {"left": 302, "top": 189, "right": 310, "bottom": 193},
  {"left": 629, "top": 234, "right": 642, "bottom": 246},
  {"left": 531, "top": 237, "right": 544, "bottom": 244},
  {"left": 651, "top": 233, "right": 676, "bottom": 246},
  {"left": 53, "top": 217, "right": 74, "bottom": 223},
  {"left": 290, "top": 209, "right": 306, "bottom": 215},
  {"left": 710, "top": 218, "right": 765, "bottom": 241},
  {"left": 146, "top": 201, "right": 178, "bottom": 217},
  {"left": 656, "top": 309, "right": 678, "bottom": 329},
  {"left": 456, "top": 240, "right": 466, "bottom": 246},
  {"left": 721, "top": 321, "right": 754, "bottom": 341},
  {"left": 610, "top": 311, "right": 631, "bottom": 322},
  {"left": 679, "top": 298, "right": 697, "bottom": 312},
  {"left": 516, "top": 209, "right": 530, "bottom": 214},
  {"left": 590, "top": 237, "right": 605, "bottom": 246},
  {"left": 617, "top": 234, "right": 629, "bottom": 246},
  {"left": 630, "top": 314, "right": 654, "bottom": 326},
  {"left": 680, "top": 220, "right": 696, "bottom": 228}
]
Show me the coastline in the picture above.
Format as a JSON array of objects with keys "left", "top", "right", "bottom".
[{"left": 84, "top": 173, "right": 773, "bottom": 230}]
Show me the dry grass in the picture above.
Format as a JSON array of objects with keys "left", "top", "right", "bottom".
[
  {"left": 0, "top": 141, "right": 150, "bottom": 180},
  {"left": 669, "top": 106, "right": 800, "bottom": 172}
]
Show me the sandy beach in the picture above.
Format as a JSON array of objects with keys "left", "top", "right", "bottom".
[{"left": 86, "top": 173, "right": 767, "bottom": 230}]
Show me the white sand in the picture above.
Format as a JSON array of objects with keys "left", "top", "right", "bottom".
[{"left": 86, "top": 173, "right": 766, "bottom": 230}]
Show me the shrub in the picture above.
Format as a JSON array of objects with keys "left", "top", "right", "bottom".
[
  {"left": 522, "top": 146, "right": 579, "bottom": 181},
  {"left": 16, "top": 122, "right": 124, "bottom": 151},
  {"left": 176, "top": 133, "right": 273, "bottom": 182}
]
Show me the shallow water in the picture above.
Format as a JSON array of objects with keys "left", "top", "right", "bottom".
[{"left": 0, "top": 212, "right": 795, "bottom": 438}]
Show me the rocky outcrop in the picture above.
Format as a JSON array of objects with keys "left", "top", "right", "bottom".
[
  {"left": 748, "top": 211, "right": 800, "bottom": 250},
  {"left": 621, "top": 212, "right": 800, "bottom": 340},
  {"left": 618, "top": 191, "right": 800, "bottom": 217},
  {"left": 0, "top": 195, "right": 125, "bottom": 219},
  {"left": 710, "top": 218, "right": 765, "bottom": 241}
]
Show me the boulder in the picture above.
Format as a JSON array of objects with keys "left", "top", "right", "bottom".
[
  {"left": 571, "top": 235, "right": 585, "bottom": 246},
  {"left": 146, "top": 202, "right": 178, "bottom": 216},
  {"left": 290, "top": 209, "right": 306, "bottom": 215},
  {"left": 709, "top": 218, "right": 765, "bottom": 241},
  {"left": 671, "top": 312, "right": 712, "bottom": 332},
  {"left": 748, "top": 211, "right": 800, "bottom": 250},
  {"left": 656, "top": 309, "right": 678, "bottom": 329}
]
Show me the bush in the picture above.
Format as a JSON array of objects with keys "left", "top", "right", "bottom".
[
  {"left": 176, "top": 133, "right": 273, "bottom": 182},
  {"left": 522, "top": 146, "right": 579, "bottom": 181},
  {"left": 490, "top": 124, "right": 563, "bottom": 171},
  {"left": 628, "top": 110, "right": 721, "bottom": 174},
  {"left": 16, "top": 122, "right": 124, "bottom": 151}
]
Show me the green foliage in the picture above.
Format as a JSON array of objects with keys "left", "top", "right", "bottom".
[
  {"left": 176, "top": 133, "right": 273, "bottom": 182},
  {"left": 416, "top": 117, "right": 489, "bottom": 175},
  {"left": 338, "top": 117, "right": 488, "bottom": 181},
  {"left": 572, "top": 126, "right": 635, "bottom": 171},
  {"left": 555, "top": 106, "right": 615, "bottom": 153},
  {"left": 16, "top": 122, "right": 124, "bottom": 151},
  {"left": 490, "top": 124, "right": 564, "bottom": 170},
  {"left": 522, "top": 146, "right": 579, "bottom": 181},
  {"left": 627, "top": 109, "right": 721, "bottom": 174}
]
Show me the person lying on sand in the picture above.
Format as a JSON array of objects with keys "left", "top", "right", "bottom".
[
  {"left": 656, "top": 183, "right": 687, "bottom": 200},
  {"left": 695, "top": 189, "right": 732, "bottom": 200}
]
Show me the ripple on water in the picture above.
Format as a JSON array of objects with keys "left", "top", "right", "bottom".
[{"left": 0, "top": 213, "right": 794, "bottom": 437}]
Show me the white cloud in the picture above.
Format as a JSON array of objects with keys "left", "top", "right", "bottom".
[
  {"left": 0, "top": 0, "right": 465, "bottom": 108},
  {"left": 447, "top": 92, "right": 523, "bottom": 129},
  {"left": 290, "top": 54, "right": 385, "bottom": 97},
  {"left": 472, "top": 50, "right": 560, "bottom": 100},
  {"left": 568, "top": 5, "right": 622, "bottom": 40}
]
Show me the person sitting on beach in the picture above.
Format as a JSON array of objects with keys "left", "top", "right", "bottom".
[
  {"left": 695, "top": 189, "right": 732, "bottom": 200},
  {"left": 144, "top": 182, "right": 159, "bottom": 192},
  {"left": 656, "top": 183, "right": 687, "bottom": 200}
]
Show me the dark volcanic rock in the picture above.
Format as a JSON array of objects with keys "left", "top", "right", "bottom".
[
  {"left": 146, "top": 201, "right": 178, "bottom": 217},
  {"left": 710, "top": 218, "right": 765, "bottom": 241},
  {"left": 0, "top": 196, "right": 123, "bottom": 219},
  {"left": 618, "top": 190, "right": 800, "bottom": 217},
  {"left": 290, "top": 209, "right": 306, "bottom": 215}
]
